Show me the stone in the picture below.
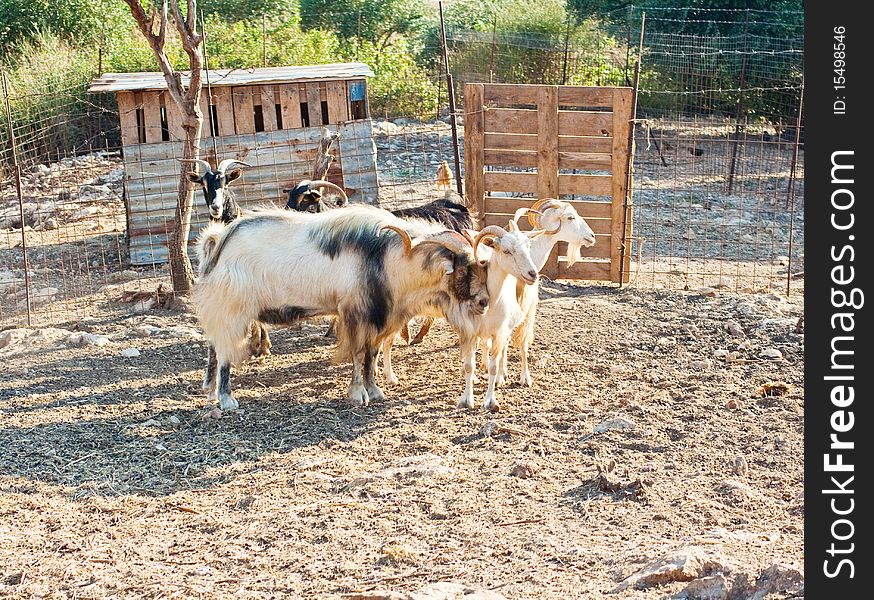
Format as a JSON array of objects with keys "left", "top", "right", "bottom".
[
  {"left": 510, "top": 461, "right": 540, "bottom": 478},
  {"left": 594, "top": 418, "right": 636, "bottom": 433},
  {"left": 713, "top": 349, "right": 729, "bottom": 359},
  {"left": 758, "top": 347, "right": 783, "bottom": 360},
  {"left": 168, "top": 415, "right": 181, "bottom": 425},
  {"left": 65, "top": 332, "right": 110, "bottom": 347},
  {"left": 480, "top": 420, "right": 499, "bottom": 437},
  {"left": 690, "top": 359, "right": 712, "bottom": 370},
  {"left": 726, "top": 320, "right": 745, "bottom": 337},
  {"left": 697, "top": 286, "right": 717, "bottom": 297},
  {"left": 120, "top": 348, "right": 141, "bottom": 358},
  {"left": 674, "top": 573, "right": 730, "bottom": 600},
  {"left": 611, "top": 546, "right": 725, "bottom": 591},
  {"left": 732, "top": 456, "right": 748, "bottom": 477}
]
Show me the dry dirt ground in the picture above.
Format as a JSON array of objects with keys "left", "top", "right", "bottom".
[{"left": 1, "top": 275, "right": 804, "bottom": 599}]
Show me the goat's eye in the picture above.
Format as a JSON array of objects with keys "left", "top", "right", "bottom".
[
  {"left": 567, "top": 214, "right": 576, "bottom": 220},
  {"left": 502, "top": 249, "right": 511, "bottom": 255}
]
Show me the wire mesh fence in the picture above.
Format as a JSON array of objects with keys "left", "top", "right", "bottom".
[{"left": 0, "top": 6, "right": 803, "bottom": 331}]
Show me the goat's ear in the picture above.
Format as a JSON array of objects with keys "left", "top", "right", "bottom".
[
  {"left": 440, "top": 257, "right": 455, "bottom": 275},
  {"left": 185, "top": 171, "right": 202, "bottom": 183},
  {"left": 225, "top": 168, "right": 243, "bottom": 183},
  {"left": 310, "top": 189, "right": 323, "bottom": 199},
  {"left": 481, "top": 237, "right": 496, "bottom": 248}
]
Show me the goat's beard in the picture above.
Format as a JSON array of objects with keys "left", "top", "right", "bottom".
[{"left": 566, "top": 242, "right": 583, "bottom": 267}]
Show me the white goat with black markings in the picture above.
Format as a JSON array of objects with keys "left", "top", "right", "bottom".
[{"left": 194, "top": 205, "right": 486, "bottom": 410}]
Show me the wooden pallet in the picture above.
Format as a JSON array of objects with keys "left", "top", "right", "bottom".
[{"left": 463, "top": 83, "right": 634, "bottom": 282}]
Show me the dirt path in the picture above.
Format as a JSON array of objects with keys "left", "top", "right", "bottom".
[{"left": 1, "top": 280, "right": 803, "bottom": 599}]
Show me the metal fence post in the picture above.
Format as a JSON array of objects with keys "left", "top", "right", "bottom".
[
  {"left": 2, "top": 69, "right": 32, "bottom": 326},
  {"left": 438, "top": 0, "right": 464, "bottom": 197},
  {"left": 727, "top": 11, "right": 750, "bottom": 195}
]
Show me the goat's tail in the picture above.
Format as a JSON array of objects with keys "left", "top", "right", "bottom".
[{"left": 196, "top": 221, "right": 229, "bottom": 276}]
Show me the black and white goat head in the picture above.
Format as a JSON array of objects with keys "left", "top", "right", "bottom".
[
  {"left": 283, "top": 180, "right": 349, "bottom": 213},
  {"left": 180, "top": 158, "right": 252, "bottom": 223}
]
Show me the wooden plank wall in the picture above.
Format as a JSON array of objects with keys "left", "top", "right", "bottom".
[
  {"left": 118, "top": 78, "right": 372, "bottom": 265},
  {"left": 463, "top": 83, "right": 634, "bottom": 283}
]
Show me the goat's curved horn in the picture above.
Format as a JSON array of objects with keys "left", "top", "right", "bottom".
[
  {"left": 309, "top": 180, "right": 349, "bottom": 205},
  {"left": 528, "top": 198, "right": 564, "bottom": 228},
  {"left": 473, "top": 225, "right": 507, "bottom": 263},
  {"left": 177, "top": 158, "right": 213, "bottom": 173},
  {"left": 416, "top": 230, "right": 472, "bottom": 255},
  {"left": 512, "top": 207, "right": 542, "bottom": 226},
  {"left": 381, "top": 224, "right": 412, "bottom": 255},
  {"left": 216, "top": 159, "right": 252, "bottom": 174}
]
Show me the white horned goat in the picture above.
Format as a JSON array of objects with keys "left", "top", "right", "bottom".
[
  {"left": 497, "top": 198, "right": 597, "bottom": 387},
  {"left": 456, "top": 220, "right": 542, "bottom": 412},
  {"left": 194, "top": 205, "right": 485, "bottom": 410}
]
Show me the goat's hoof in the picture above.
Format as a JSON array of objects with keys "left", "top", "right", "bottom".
[
  {"left": 384, "top": 373, "right": 399, "bottom": 386},
  {"left": 409, "top": 337, "right": 425, "bottom": 346},
  {"left": 519, "top": 374, "right": 533, "bottom": 387},
  {"left": 483, "top": 397, "right": 500, "bottom": 413},
  {"left": 457, "top": 394, "right": 474, "bottom": 409},
  {"left": 347, "top": 386, "right": 370, "bottom": 407},
  {"left": 218, "top": 394, "right": 239, "bottom": 411},
  {"left": 495, "top": 373, "right": 506, "bottom": 387},
  {"left": 366, "top": 387, "right": 384, "bottom": 403}
]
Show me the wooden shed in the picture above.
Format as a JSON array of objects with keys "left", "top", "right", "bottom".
[{"left": 89, "top": 63, "right": 379, "bottom": 265}]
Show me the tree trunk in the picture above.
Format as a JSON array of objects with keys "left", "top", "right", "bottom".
[
  {"left": 123, "top": 1, "right": 204, "bottom": 297},
  {"left": 168, "top": 105, "right": 203, "bottom": 294}
]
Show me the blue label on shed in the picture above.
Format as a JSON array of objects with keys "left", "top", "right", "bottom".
[{"left": 349, "top": 81, "right": 366, "bottom": 101}]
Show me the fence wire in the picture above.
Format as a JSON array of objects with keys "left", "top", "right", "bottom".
[{"left": 0, "top": 8, "right": 803, "bottom": 330}]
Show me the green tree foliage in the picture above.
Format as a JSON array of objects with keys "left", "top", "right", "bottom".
[
  {"left": 200, "top": 0, "right": 297, "bottom": 22},
  {"left": 0, "top": 0, "right": 131, "bottom": 56},
  {"left": 299, "top": 0, "right": 429, "bottom": 48},
  {"left": 566, "top": 0, "right": 803, "bottom": 37}
]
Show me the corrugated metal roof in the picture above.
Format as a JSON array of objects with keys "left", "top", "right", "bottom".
[{"left": 89, "top": 62, "right": 374, "bottom": 93}]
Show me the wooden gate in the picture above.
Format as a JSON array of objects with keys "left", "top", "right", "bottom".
[{"left": 463, "top": 83, "right": 633, "bottom": 282}]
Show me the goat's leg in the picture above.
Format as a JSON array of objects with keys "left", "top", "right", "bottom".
[
  {"left": 247, "top": 322, "right": 272, "bottom": 361},
  {"left": 363, "top": 343, "right": 385, "bottom": 402},
  {"left": 215, "top": 357, "right": 238, "bottom": 411},
  {"left": 381, "top": 335, "right": 399, "bottom": 386},
  {"left": 495, "top": 341, "right": 508, "bottom": 386},
  {"left": 409, "top": 317, "right": 434, "bottom": 345},
  {"left": 483, "top": 336, "right": 506, "bottom": 413},
  {"left": 399, "top": 321, "right": 411, "bottom": 344},
  {"left": 255, "top": 324, "right": 271, "bottom": 359},
  {"left": 324, "top": 318, "right": 337, "bottom": 338},
  {"left": 457, "top": 339, "right": 477, "bottom": 409},
  {"left": 203, "top": 343, "right": 218, "bottom": 402},
  {"left": 346, "top": 351, "right": 370, "bottom": 407},
  {"left": 518, "top": 336, "right": 533, "bottom": 387}
]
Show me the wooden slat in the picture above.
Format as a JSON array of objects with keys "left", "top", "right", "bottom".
[
  {"left": 554, "top": 259, "right": 612, "bottom": 281},
  {"left": 122, "top": 126, "right": 326, "bottom": 163},
  {"left": 559, "top": 173, "right": 612, "bottom": 196},
  {"left": 537, "top": 86, "right": 559, "bottom": 206},
  {"left": 610, "top": 87, "right": 633, "bottom": 283},
  {"left": 325, "top": 80, "right": 348, "bottom": 124},
  {"left": 233, "top": 86, "right": 256, "bottom": 134},
  {"left": 164, "top": 97, "right": 185, "bottom": 142},
  {"left": 484, "top": 133, "right": 613, "bottom": 154},
  {"left": 141, "top": 91, "right": 163, "bottom": 143},
  {"left": 198, "top": 91, "right": 214, "bottom": 138},
  {"left": 484, "top": 196, "right": 613, "bottom": 219},
  {"left": 482, "top": 84, "right": 616, "bottom": 108},
  {"left": 485, "top": 108, "right": 613, "bottom": 137},
  {"left": 463, "top": 83, "right": 485, "bottom": 217},
  {"left": 483, "top": 149, "right": 612, "bottom": 172},
  {"left": 277, "top": 83, "right": 302, "bottom": 129},
  {"left": 483, "top": 212, "right": 613, "bottom": 235},
  {"left": 211, "top": 87, "right": 235, "bottom": 136},
  {"left": 482, "top": 171, "right": 537, "bottom": 193},
  {"left": 306, "top": 82, "right": 323, "bottom": 126},
  {"left": 258, "top": 85, "right": 278, "bottom": 131},
  {"left": 116, "top": 92, "right": 140, "bottom": 146}
]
